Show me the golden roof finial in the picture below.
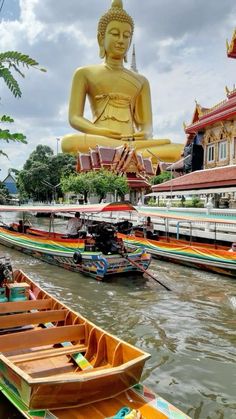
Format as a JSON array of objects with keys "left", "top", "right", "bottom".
[
  {"left": 98, "top": 0, "right": 134, "bottom": 38},
  {"left": 183, "top": 121, "right": 187, "bottom": 129},
  {"left": 225, "top": 85, "right": 230, "bottom": 95}
]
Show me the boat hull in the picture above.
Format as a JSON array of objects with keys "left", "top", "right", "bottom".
[
  {"left": 0, "top": 382, "right": 190, "bottom": 418},
  {"left": 120, "top": 234, "right": 236, "bottom": 278},
  {"left": 0, "top": 269, "right": 150, "bottom": 410},
  {"left": 0, "top": 355, "right": 146, "bottom": 410},
  {"left": 0, "top": 227, "right": 151, "bottom": 280}
]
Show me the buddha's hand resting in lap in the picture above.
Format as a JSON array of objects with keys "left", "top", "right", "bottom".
[{"left": 121, "top": 131, "right": 150, "bottom": 141}]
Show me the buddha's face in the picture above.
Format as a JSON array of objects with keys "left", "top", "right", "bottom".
[{"left": 103, "top": 20, "right": 132, "bottom": 59}]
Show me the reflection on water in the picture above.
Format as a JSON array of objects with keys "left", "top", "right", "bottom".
[{"left": 0, "top": 216, "right": 235, "bottom": 418}]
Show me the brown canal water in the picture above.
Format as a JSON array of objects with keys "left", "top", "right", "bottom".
[{"left": 0, "top": 217, "right": 235, "bottom": 418}]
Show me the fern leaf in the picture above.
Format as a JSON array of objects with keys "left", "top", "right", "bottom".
[
  {"left": 0, "top": 51, "right": 39, "bottom": 67},
  {"left": 0, "top": 67, "right": 22, "bottom": 97},
  {"left": 0, "top": 149, "right": 9, "bottom": 158},
  {"left": 0, "top": 128, "right": 27, "bottom": 142}
]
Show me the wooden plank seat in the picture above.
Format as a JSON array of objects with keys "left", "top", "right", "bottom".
[
  {"left": 0, "top": 324, "right": 85, "bottom": 352},
  {"left": 0, "top": 309, "right": 68, "bottom": 330},
  {"left": 9, "top": 343, "right": 87, "bottom": 363},
  {"left": 0, "top": 298, "right": 52, "bottom": 314}
]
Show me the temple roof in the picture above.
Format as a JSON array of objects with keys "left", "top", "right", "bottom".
[
  {"left": 76, "top": 144, "right": 154, "bottom": 189},
  {"left": 152, "top": 165, "right": 236, "bottom": 192},
  {"left": 185, "top": 89, "right": 236, "bottom": 133},
  {"left": 227, "top": 29, "right": 236, "bottom": 58}
]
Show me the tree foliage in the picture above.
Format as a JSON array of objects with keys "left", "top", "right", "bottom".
[
  {"left": 61, "top": 170, "right": 129, "bottom": 202},
  {"left": 150, "top": 171, "right": 172, "bottom": 185},
  {"left": 0, "top": 50, "right": 46, "bottom": 156},
  {"left": 0, "top": 181, "right": 10, "bottom": 204},
  {"left": 17, "top": 145, "right": 76, "bottom": 201},
  {"left": 0, "top": 51, "right": 46, "bottom": 98}
]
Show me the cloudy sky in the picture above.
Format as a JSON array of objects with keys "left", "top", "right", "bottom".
[{"left": 0, "top": 0, "right": 236, "bottom": 179}]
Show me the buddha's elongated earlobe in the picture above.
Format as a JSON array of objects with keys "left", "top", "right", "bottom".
[
  {"left": 99, "top": 45, "right": 105, "bottom": 59},
  {"left": 98, "top": 33, "right": 105, "bottom": 59},
  {"left": 124, "top": 53, "right": 128, "bottom": 63}
]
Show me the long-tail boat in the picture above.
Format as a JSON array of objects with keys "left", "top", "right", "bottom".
[
  {"left": 0, "top": 203, "right": 151, "bottom": 280},
  {"left": 120, "top": 233, "right": 236, "bottom": 277},
  {"left": 119, "top": 208, "right": 236, "bottom": 277},
  {"left": 0, "top": 257, "right": 190, "bottom": 418}
]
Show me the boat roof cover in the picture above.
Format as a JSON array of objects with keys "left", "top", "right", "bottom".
[{"left": 0, "top": 202, "right": 136, "bottom": 214}]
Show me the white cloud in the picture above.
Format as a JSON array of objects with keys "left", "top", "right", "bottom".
[{"left": 0, "top": 0, "right": 236, "bottom": 179}]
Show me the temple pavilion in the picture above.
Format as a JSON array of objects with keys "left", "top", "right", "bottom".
[{"left": 76, "top": 144, "right": 154, "bottom": 204}]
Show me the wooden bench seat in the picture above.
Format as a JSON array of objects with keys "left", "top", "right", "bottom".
[
  {"left": 0, "top": 309, "right": 67, "bottom": 330},
  {"left": 0, "top": 298, "right": 52, "bottom": 314},
  {"left": 10, "top": 343, "right": 87, "bottom": 364},
  {"left": 0, "top": 324, "right": 85, "bottom": 352}
]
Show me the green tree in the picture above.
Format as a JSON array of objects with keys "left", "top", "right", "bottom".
[
  {"left": 61, "top": 172, "right": 93, "bottom": 203},
  {"left": 150, "top": 171, "right": 172, "bottom": 185},
  {"left": 17, "top": 146, "right": 76, "bottom": 201},
  {"left": 0, "top": 51, "right": 46, "bottom": 156},
  {"left": 0, "top": 181, "right": 10, "bottom": 204},
  {"left": 61, "top": 170, "right": 129, "bottom": 203}
]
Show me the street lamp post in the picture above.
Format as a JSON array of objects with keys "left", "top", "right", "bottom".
[
  {"left": 56, "top": 138, "right": 60, "bottom": 155},
  {"left": 42, "top": 180, "right": 61, "bottom": 204}
]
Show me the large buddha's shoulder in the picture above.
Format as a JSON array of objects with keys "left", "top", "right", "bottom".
[
  {"left": 123, "top": 68, "right": 150, "bottom": 87},
  {"left": 73, "top": 64, "right": 105, "bottom": 77}
]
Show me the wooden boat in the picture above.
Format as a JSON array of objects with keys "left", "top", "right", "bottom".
[
  {"left": 0, "top": 259, "right": 190, "bottom": 419},
  {"left": 120, "top": 233, "right": 236, "bottom": 277},
  {"left": 0, "top": 263, "right": 149, "bottom": 410},
  {"left": 0, "top": 203, "right": 151, "bottom": 280}
]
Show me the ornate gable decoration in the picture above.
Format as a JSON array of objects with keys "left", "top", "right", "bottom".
[
  {"left": 76, "top": 144, "right": 154, "bottom": 179},
  {"left": 227, "top": 29, "right": 236, "bottom": 59}
]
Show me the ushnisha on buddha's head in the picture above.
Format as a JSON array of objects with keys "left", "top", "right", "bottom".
[{"left": 97, "top": 0, "right": 134, "bottom": 62}]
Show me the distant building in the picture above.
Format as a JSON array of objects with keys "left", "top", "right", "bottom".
[{"left": 2, "top": 171, "right": 19, "bottom": 200}]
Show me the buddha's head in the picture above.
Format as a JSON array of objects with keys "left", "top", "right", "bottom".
[{"left": 97, "top": 0, "right": 134, "bottom": 62}]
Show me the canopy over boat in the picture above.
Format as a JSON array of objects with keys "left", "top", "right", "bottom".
[
  {"left": 0, "top": 202, "right": 136, "bottom": 214},
  {"left": 138, "top": 208, "right": 236, "bottom": 225}
]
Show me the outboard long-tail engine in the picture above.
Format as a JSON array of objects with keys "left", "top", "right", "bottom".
[
  {"left": 0, "top": 257, "right": 13, "bottom": 287},
  {"left": 95, "top": 223, "right": 124, "bottom": 255}
]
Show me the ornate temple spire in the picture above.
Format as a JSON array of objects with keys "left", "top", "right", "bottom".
[
  {"left": 130, "top": 44, "right": 138, "bottom": 72},
  {"left": 226, "top": 29, "right": 236, "bottom": 59}
]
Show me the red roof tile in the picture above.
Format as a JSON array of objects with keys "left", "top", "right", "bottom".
[
  {"left": 152, "top": 165, "right": 236, "bottom": 192},
  {"left": 79, "top": 155, "right": 92, "bottom": 171},
  {"left": 90, "top": 150, "right": 100, "bottom": 168},
  {"left": 97, "top": 147, "right": 116, "bottom": 164}
]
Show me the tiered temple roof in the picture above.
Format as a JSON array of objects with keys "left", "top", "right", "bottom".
[
  {"left": 185, "top": 29, "right": 236, "bottom": 135},
  {"left": 76, "top": 144, "right": 154, "bottom": 189},
  {"left": 185, "top": 89, "right": 236, "bottom": 134}
]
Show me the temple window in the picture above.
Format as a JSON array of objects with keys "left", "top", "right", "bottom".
[
  {"left": 207, "top": 144, "right": 215, "bottom": 162},
  {"left": 219, "top": 140, "right": 227, "bottom": 161}
]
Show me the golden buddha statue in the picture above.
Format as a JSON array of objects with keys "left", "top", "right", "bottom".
[{"left": 61, "top": 0, "right": 183, "bottom": 163}]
